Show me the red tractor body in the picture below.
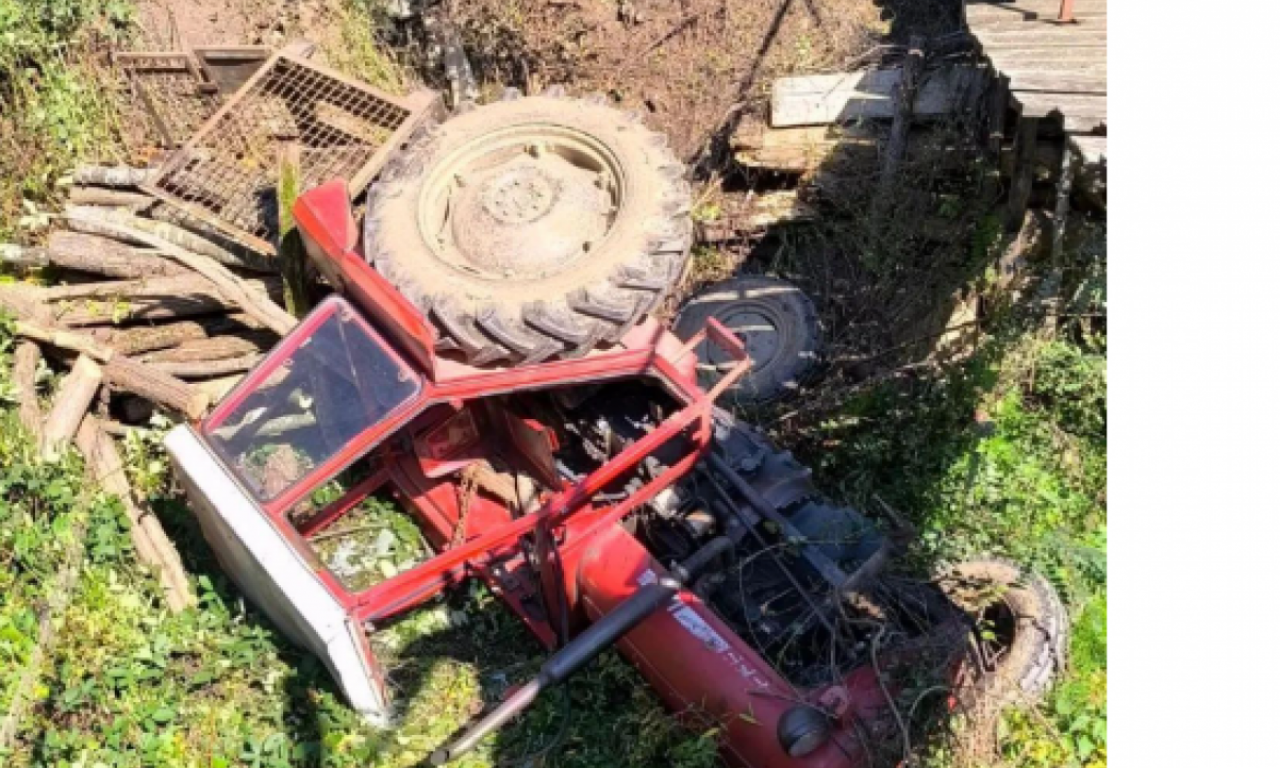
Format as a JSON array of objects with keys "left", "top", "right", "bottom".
[{"left": 166, "top": 181, "right": 927, "bottom": 767}]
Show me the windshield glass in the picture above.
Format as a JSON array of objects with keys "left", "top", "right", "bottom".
[{"left": 204, "top": 297, "right": 421, "bottom": 502}]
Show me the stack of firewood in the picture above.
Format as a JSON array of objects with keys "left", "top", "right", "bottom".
[{"left": 1, "top": 164, "right": 301, "bottom": 612}]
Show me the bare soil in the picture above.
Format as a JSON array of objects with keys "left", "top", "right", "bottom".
[{"left": 454, "top": 0, "right": 890, "bottom": 161}]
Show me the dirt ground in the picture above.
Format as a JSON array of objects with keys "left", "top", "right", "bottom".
[{"left": 453, "top": 0, "right": 889, "bottom": 161}]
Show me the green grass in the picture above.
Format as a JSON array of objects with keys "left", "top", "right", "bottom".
[
  {"left": 788, "top": 307, "right": 1108, "bottom": 767},
  {"left": 0, "top": 0, "right": 132, "bottom": 239}
]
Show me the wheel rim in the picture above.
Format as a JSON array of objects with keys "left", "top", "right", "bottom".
[
  {"left": 696, "top": 299, "right": 792, "bottom": 386},
  {"left": 415, "top": 124, "right": 624, "bottom": 281}
]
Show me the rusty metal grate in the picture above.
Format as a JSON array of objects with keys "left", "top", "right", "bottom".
[
  {"left": 143, "top": 52, "right": 436, "bottom": 256},
  {"left": 117, "top": 52, "right": 222, "bottom": 149}
]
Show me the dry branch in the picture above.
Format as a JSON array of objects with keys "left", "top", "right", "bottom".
[
  {"left": 42, "top": 354, "right": 103, "bottom": 460},
  {"left": 76, "top": 415, "right": 196, "bottom": 611},
  {"left": 12, "top": 341, "right": 43, "bottom": 443},
  {"left": 44, "top": 273, "right": 277, "bottom": 302},
  {"left": 64, "top": 206, "right": 253, "bottom": 271},
  {"left": 70, "top": 217, "right": 296, "bottom": 335}
]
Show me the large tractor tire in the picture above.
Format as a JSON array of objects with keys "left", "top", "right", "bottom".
[
  {"left": 939, "top": 558, "right": 1068, "bottom": 710},
  {"left": 364, "top": 91, "right": 692, "bottom": 366}
]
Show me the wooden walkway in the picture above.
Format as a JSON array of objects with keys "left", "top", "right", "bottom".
[{"left": 966, "top": 0, "right": 1107, "bottom": 169}]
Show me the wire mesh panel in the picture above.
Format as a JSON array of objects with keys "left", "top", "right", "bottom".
[
  {"left": 143, "top": 53, "right": 437, "bottom": 256},
  {"left": 117, "top": 53, "right": 222, "bottom": 150}
]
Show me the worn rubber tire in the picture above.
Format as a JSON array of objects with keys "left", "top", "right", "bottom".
[
  {"left": 364, "top": 93, "right": 692, "bottom": 366},
  {"left": 940, "top": 559, "right": 1068, "bottom": 710},
  {"left": 674, "top": 276, "right": 821, "bottom": 404}
]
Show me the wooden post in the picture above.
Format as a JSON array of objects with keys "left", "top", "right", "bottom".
[
  {"left": 1005, "top": 116, "right": 1041, "bottom": 232},
  {"left": 276, "top": 142, "right": 314, "bottom": 319},
  {"left": 42, "top": 355, "right": 103, "bottom": 460},
  {"left": 12, "top": 342, "right": 44, "bottom": 443},
  {"left": 878, "top": 35, "right": 927, "bottom": 196}
]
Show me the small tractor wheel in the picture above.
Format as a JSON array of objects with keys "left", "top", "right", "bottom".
[
  {"left": 364, "top": 92, "right": 692, "bottom": 366},
  {"left": 674, "top": 276, "right": 821, "bottom": 404},
  {"left": 939, "top": 558, "right": 1068, "bottom": 711}
]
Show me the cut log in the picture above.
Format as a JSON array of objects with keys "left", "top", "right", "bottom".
[
  {"left": 46, "top": 231, "right": 188, "bottom": 278},
  {"left": 98, "top": 314, "right": 270, "bottom": 355},
  {"left": 75, "top": 415, "right": 196, "bottom": 611},
  {"left": 732, "top": 117, "right": 881, "bottom": 172},
  {"left": 142, "top": 336, "right": 267, "bottom": 364},
  {"left": 148, "top": 204, "right": 276, "bottom": 273},
  {"left": 72, "top": 165, "right": 154, "bottom": 188},
  {"left": 44, "top": 273, "right": 277, "bottom": 302},
  {"left": 193, "top": 374, "right": 244, "bottom": 405},
  {"left": 13, "top": 341, "right": 44, "bottom": 443},
  {"left": 147, "top": 353, "right": 263, "bottom": 378},
  {"left": 42, "top": 355, "right": 103, "bottom": 460},
  {"left": 68, "top": 217, "right": 296, "bottom": 335},
  {"left": 103, "top": 356, "right": 211, "bottom": 420},
  {"left": 64, "top": 206, "right": 256, "bottom": 271},
  {"left": 696, "top": 191, "right": 818, "bottom": 242},
  {"left": 0, "top": 284, "right": 58, "bottom": 325},
  {"left": 55, "top": 295, "right": 229, "bottom": 326},
  {"left": 770, "top": 66, "right": 986, "bottom": 127},
  {"left": 0, "top": 243, "right": 50, "bottom": 270},
  {"left": 49, "top": 275, "right": 281, "bottom": 327},
  {"left": 68, "top": 186, "right": 155, "bottom": 209}
]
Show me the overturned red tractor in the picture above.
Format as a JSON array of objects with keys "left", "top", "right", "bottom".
[{"left": 165, "top": 96, "right": 1064, "bottom": 766}]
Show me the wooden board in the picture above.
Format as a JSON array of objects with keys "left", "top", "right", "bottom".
[
  {"left": 966, "top": 0, "right": 1107, "bottom": 22},
  {"left": 1013, "top": 92, "right": 1106, "bottom": 117},
  {"left": 977, "top": 27, "right": 1106, "bottom": 48},
  {"left": 770, "top": 66, "right": 986, "bottom": 127}
]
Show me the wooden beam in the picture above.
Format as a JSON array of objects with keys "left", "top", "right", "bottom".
[
  {"left": 1005, "top": 116, "right": 1041, "bottom": 231},
  {"left": 770, "top": 66, "right": 985, "bottom": 127}
]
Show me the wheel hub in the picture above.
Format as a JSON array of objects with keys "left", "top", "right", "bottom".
[
  {"left": 480, "top": 165, "right": 557, "bottom": 225},
  {"left": 417, "top": 128, "right": 622, "bottom": 281}
]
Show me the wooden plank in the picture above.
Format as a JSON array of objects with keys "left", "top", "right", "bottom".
[
  {"left": 999, "top": 60, "right": 1108, "bottom": 77},
  {"left": 967, "top": 14, "right": 1106, "bottom": 31},
  {"left": 1012, "top": 92, "right": 1106, "bottom": 118},
  {"left": 770, "top": 66, "right": 985, "bottom": 127},
  {"left": 966, "top": 0, "right": 1107, "bottom": 22},
  {"left": 1069, "top": 135, "right": 1107, "bottom": 166},
  {"left": 986, "top": 45, "right": 1106, "bottom": 63},
  {"left": 1062, "top": 114, "right": 1107, "bottom": 133},
  {"left": 977, "top": 28, "right": 1107, "bottom": 48},
  {"left": 1003, "top": 73, "right": 1106, "bottom": 94}
]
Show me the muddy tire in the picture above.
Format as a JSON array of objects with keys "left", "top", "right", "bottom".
[
  {"left": 674, "top": 276, "right": 821, "bottom": 404},
  {"left": 939, "top": 559, "right": 1068, "bottom": 710},
  {"left": 364, "top": 93, "right": 692, "bottom": 366}
]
